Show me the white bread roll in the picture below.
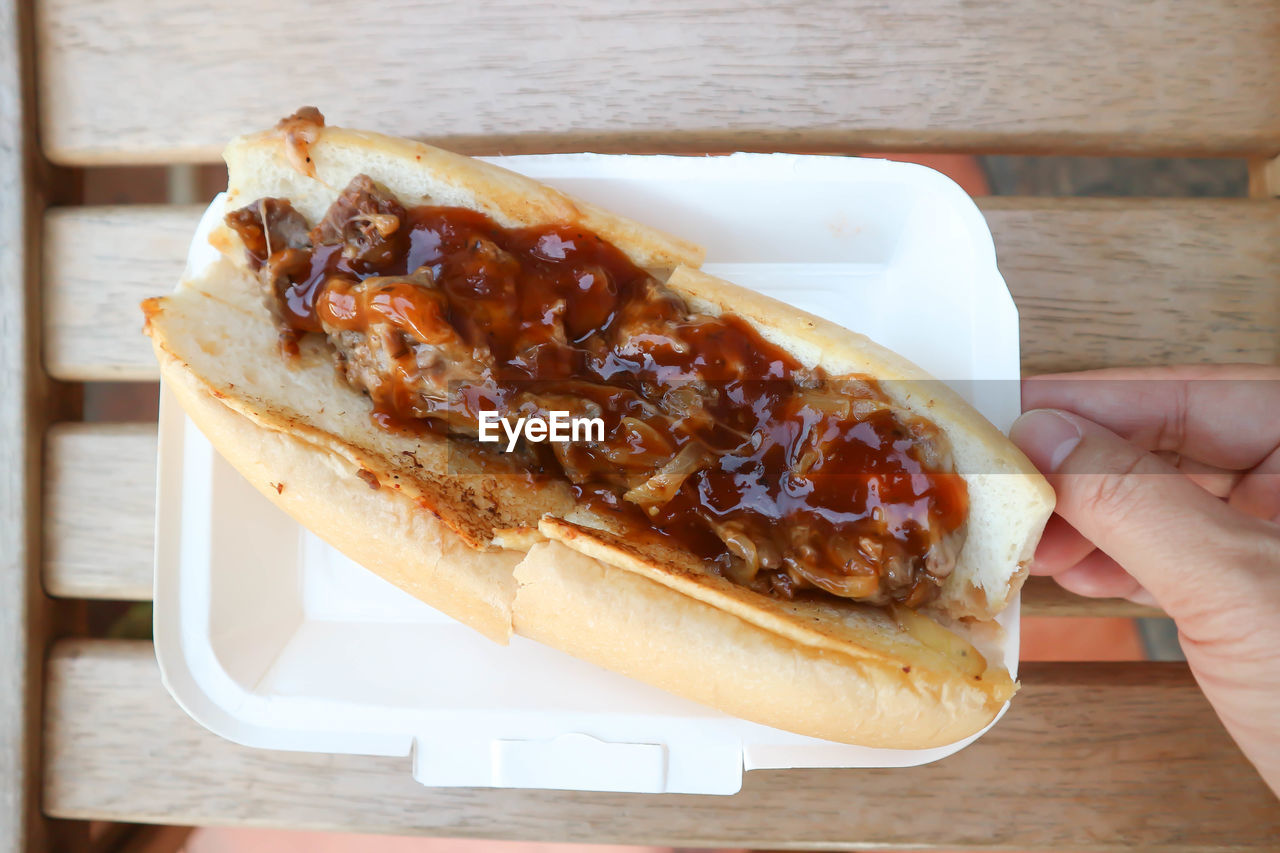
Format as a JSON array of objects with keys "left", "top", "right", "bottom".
[{"left": 143, "top": 113, "right": 1054, "bottom": 748}]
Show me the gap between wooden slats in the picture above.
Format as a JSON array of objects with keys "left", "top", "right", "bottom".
[
  {"left": 42, "top": 640, "right": 1280, "bottom": 849},
  {"left": 36, "top": 0, "right": 1280, "bottom": 163},
  {"left": 41, "top": 422, "right": 1159, "bottom": 617},
  {"left": 43, "top": 200, "right": 1280, "bottom": 382}
]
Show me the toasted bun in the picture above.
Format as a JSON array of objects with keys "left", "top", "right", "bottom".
[
  {"left": 143, "top": 114, "right": 1054, "bottom": 747},
  {"left": 219, "top": 121, "right": 704, "bottom": 271},
  {"left": 514, "top": 541, "right": 1009, "bottom": 749},
  {"left": 154, "top": 327, "right": 522, "bottom": 643}
]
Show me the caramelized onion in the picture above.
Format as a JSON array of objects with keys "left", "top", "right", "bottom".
[
  {"left": 924, "top": 529, "right": 962, "bottom": 580},
  {"left": 276, "top": 107, "right": 324, "bottom": 179},
  {"left": 624, "top": 443, "right": 713, "bottom": 508},
  {"left": 797, "top": 392, "right": 892, "bottom": 421},
  {"left": 710, "top": 520, "right": 763, "bottom": 583},
  {"left": 788, "top": 562, "right": 882, "bottom": 600},
  {"left": 598, "top": 417, "right": 675, "bottom": 468},
  {"left": 349, "top": 212, "right": 401, "bottom": 239}
]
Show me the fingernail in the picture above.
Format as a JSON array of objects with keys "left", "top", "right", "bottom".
[{"left": 1010, "top": 409, "right": 1083, "bottom": 473}]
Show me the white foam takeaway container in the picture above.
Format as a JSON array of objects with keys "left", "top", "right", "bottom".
[{"left": 154, "top": 153, "right": 1022, "bottom": 796}]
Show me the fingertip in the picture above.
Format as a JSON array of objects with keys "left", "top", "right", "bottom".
[{"left": 1011, "top": 408, "right": 1084, "bottom": 474}]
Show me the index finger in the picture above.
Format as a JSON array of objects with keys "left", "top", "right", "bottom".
[{"left": 1022, "top": 364, "right": 1280, "bottom": 471}]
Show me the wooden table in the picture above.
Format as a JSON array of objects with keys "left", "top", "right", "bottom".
[{"left": 4, "top": 1, "right": 1279, "bottom": 850}]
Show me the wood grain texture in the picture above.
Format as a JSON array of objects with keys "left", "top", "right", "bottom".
[
  {"left": 43, "top": 205, "right": 200, "bottom": 381},
  {"left": 42, "top": 199, "right": 1280, "bottom": 382},
  {"left": 0, "top": 0, "right": 73, "bottom": 850},
  {"left": 1249, "top": 155, "right": 1280, "bottom": 198},
  {"left": 981, "top": 198, "right": 1280, "bottom": 373},
  {"left": 37, "top": 421, "right": 1150, "bottom": 619},
  {"left": 35, "top": 0, "right": 1280, "bottom": 164},
  {"left": 44, "top": 423, "right": 157, "bottom": 600},
  {"left": 43, "top": 640, "right": 1280, "bottom": 849},
  {"left": 1020, "top": 576, "right": 1161, "bottom": 619},
  {"left": 39, "top": 423, "right": 151, "bottom": 602},
  {"left": 0, "top": 14, "right": 35, "bottom": 852}
]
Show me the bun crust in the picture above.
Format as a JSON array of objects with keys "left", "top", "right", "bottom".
[
  {"left": 221, "top": 123, "right": 704, "bottom": 271},
  {"left": 150, "top": 299, "right": 523, "bottom": 643},
  {"left": 143, "top": 116, "right": 1053, "bottom": 747},
  {"left": 514, "top": 541, "right": 1007, "bottom": 749}
]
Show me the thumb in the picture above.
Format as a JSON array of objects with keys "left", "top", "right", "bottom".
[{"left": 1009, "top": 408, "right": 1265, "bottom": 622}]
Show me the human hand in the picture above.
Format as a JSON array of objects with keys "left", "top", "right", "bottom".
[{"left": 1009, "top": 364, "right": 1280, "bottom": 797}]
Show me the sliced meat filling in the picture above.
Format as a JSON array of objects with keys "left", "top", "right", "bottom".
[{"left": 226, "top": 175, "right": 969, "bottom": 607}]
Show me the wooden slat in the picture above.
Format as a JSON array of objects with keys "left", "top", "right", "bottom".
[
  {"left": 983, "top": 198, "right": 1280, "bottom": 374},
  {"left": 40, "top": 421, "right": 1155, "bottom": 618},
  {"left": 0, "top": 0, "right": 90, "bottom": 850},
  {"left": 43, "top": 423, "right": 156, "bottom": 601},
  {"left": 41, "top": 422, "right": 154, "bottom": 602},
  {"left": 1250, "top": 154, "right": 1280, "bottom": 198},
  {"left": 1021, "top": 576, "right": 1161, "bottom": 619},
  {"left": 0, "top": 0, "right": 37, "bottom": 845},
  {"left": 41, "top": 200, "right": 1280, "bottom": 381},
  {"left": 44, "top": 640, "right": 1280, "bottom": 849},
  {"left": 36, "top": 0, "right": 1280, "bottom": 164},
  {"left": 43, "top": 205, "right": 201, "bottom": 381}
]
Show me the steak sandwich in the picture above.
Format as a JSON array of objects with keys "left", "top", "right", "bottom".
[{"left": 144, "top": 109, "right": 1054, "bottom": 748}]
